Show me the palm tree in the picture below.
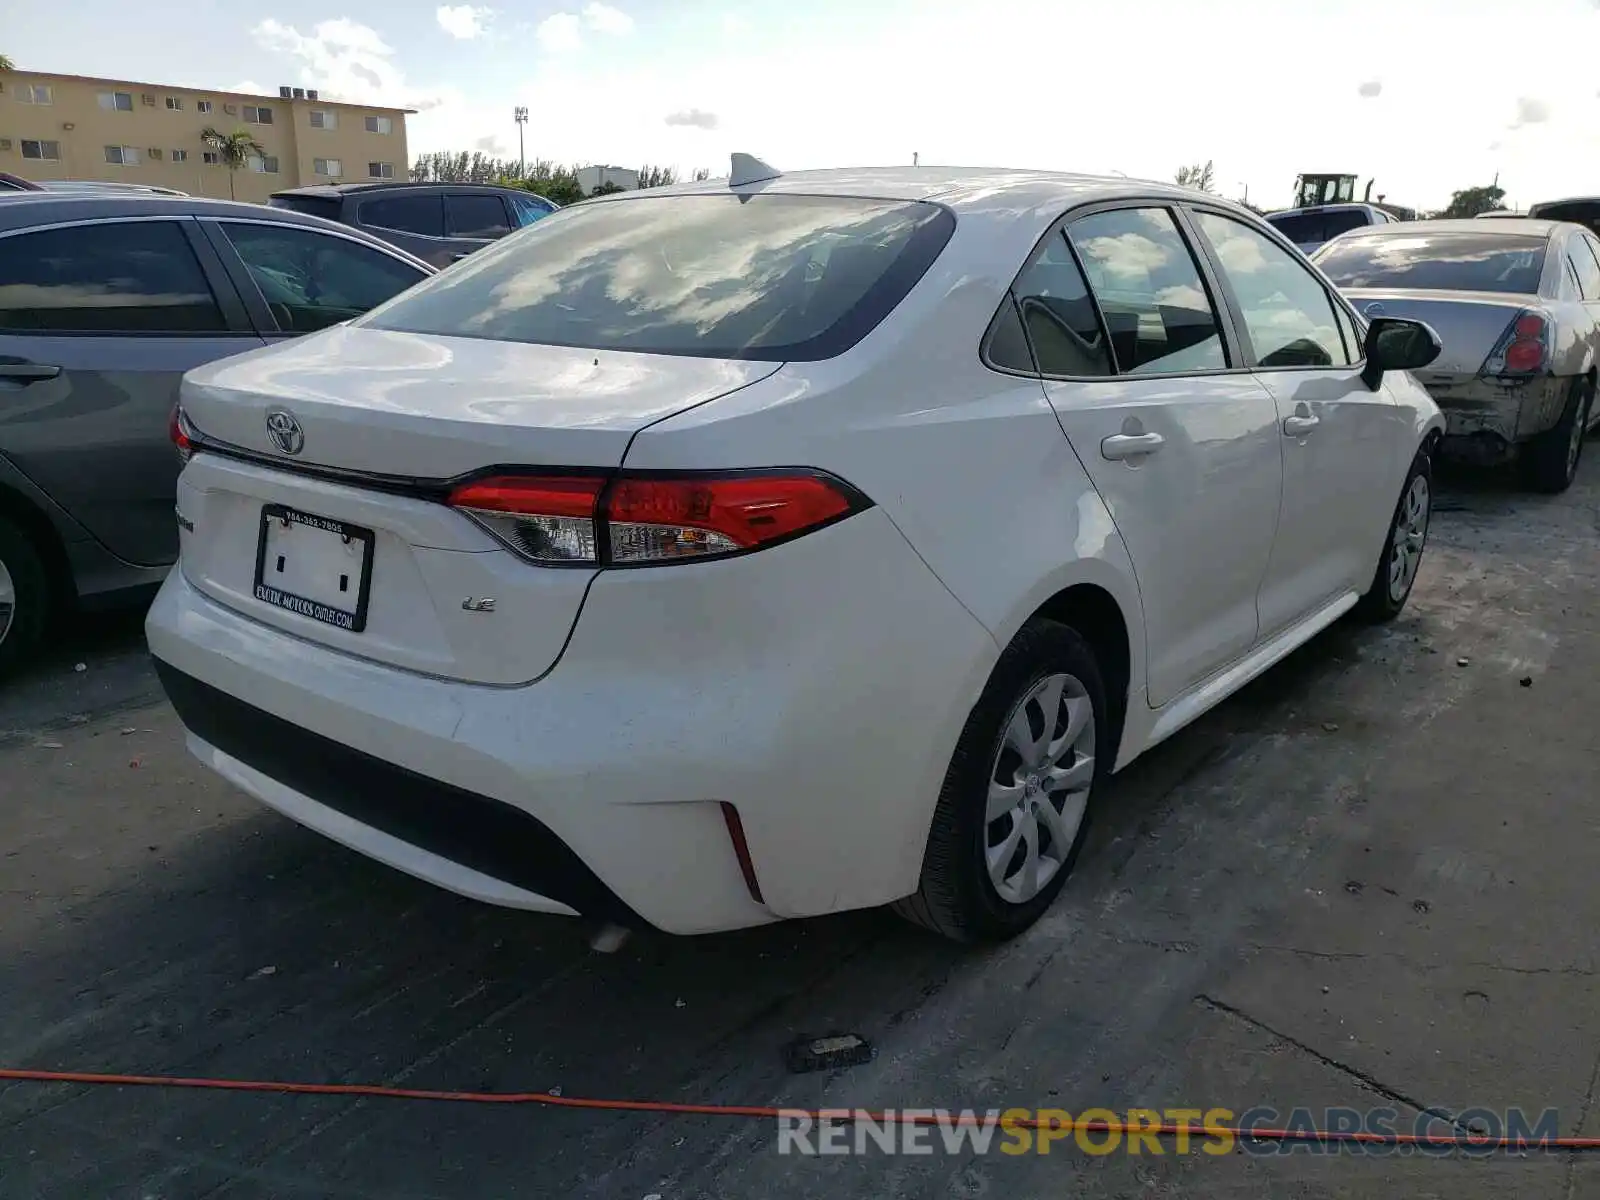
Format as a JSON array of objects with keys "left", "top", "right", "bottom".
[
  {"left": 0, "top": 55, "right": 14, "bottom": 71},
  {"left": 201, "top": 127, "right": 265, "bottom": 200}
]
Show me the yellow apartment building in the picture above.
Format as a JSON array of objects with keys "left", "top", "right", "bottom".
[{"left": 0, "top": 69, "right": 412, "bottom": 203}]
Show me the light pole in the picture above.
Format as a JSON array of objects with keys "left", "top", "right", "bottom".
[{"left": 513, "top": 106, "right": 528, "bottom": 178}]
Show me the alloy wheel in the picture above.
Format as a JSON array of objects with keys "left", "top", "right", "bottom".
[
  {"left": 1387, "top": 474, "right": 1430, "bottom": 603},
  {"left": 0, "top": 558, "right": 14, "bottom": 647},
  {"left": 1566, "top": 393, "right": 1589, "bottom": 482},
  {"left": 985, "top": 672, "right": 1096, "bottom": 905}
]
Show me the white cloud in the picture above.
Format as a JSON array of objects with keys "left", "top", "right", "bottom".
[
  {"left": 1510, "top": 96, "right": 1552, "bottom": 128},
  {"left": 1357, "top": 80, "right": 1382, "bottom": 98},
  {"left": 665, "top": 107, "right": 719, "bottom": 130},
  {"left": 536, "top": 12, "right": 583, "bottom": 53},
  {"left": 436, "top": 4, "right": 493, "bottom": 39},
  {"left": 536, "top": 3, "right": 633, "bottom": 54},
  {"left": 251, "top": 18, "right": 454, "bottom": 111},
  {"left": 582, "top": 2, "right": 635, "bottom": 35}
]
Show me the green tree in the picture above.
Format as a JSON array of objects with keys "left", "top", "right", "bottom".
[
  {"left": 201, "top": 127, "right": 265, "bottom": 200},
  {"left": 0, "top": 54, "right": 14, "bottom": 71},
  {"left": 1438, "top": 184, "right": 1506, "bottom": 219},
  {"left": 590, "top": 181, "right": 625, "bottom": 197},
  {"left": 1174, "top": 160, "right": 1217, "bottom": 193}
]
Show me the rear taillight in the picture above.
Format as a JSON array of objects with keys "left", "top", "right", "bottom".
[
  {"left": 447, "top": 471, "right": 868, "bottom": 567},
  {"left": 170, "top": 404, "right": 194, "bottom": 465},
  {"left": 1481, "top": 311, "right": 1550, "bottom": 377}
]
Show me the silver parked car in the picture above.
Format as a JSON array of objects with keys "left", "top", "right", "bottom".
[
  {"left": 0, "top": 193, "right": 434, "bottom": 676},
  {"left": 1312, "top": 219, "right": 1600, "bottom": 491}
]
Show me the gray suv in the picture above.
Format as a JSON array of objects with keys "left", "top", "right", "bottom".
[
  {"left": 0, "top": 193, "right": 434, "bottom": 676},
  {"left": 268, "top": 182, "right": 557, "bottom": 268}
]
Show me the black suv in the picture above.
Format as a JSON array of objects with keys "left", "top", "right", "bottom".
[{"left": 268, "top": 182, "right": 557, "bottom": 268}]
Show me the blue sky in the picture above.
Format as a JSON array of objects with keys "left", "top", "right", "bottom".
[{"left": 11, "top": 0, "right": 1600, "bottom": 209}]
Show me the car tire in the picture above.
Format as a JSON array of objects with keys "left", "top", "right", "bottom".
[
  {"left": 1522, "top": 377, "right": 1591, "bottom": 495},
  {"left": 1354, "top": 448, "right": 1432, "bottom": 624},
  {"left": 894, "top": 618, "right": 1108, "bottom": 943},
  {"left": 0, "top": 516, "right": 50, "bottom": 679}
]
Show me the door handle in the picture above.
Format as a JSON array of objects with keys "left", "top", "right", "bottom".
[
  {"left": 1283, "top": 414, "right": 1320, "bottom": 437},
  {"left": 1101, "top": 431, "right": 1165, "bottom": 461},
  {"left": 0, "top": 363, "right": 60, "bottom": 382}
]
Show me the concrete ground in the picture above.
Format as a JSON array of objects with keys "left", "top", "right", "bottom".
[{"left": 2, "top": 457, "right": 1599, "bottom": 1199}]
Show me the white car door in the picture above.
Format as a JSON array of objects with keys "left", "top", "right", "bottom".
[
  {"left": 1187, "top": 208, "right": 1411, "bottom": 637},
  {"left": 1000, "top": 204, "right": 1283, "bottom": 708}
]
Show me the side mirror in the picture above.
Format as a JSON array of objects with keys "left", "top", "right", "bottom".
[{"left": 1361, "top": 316, "right": 1442, "bottom": 390}]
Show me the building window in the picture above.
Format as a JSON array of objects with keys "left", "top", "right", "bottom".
[
  {"left": 308, "top": 110, "right": 337, "bottom": 130},
  {"left": 165, "top": 96, "right": 184, "bottom": 111},
  {"left": 242, "top": 105, "right": 274, "bottom": 125},
  {"left": 98, "top": 91, "right": 135, "bottom": 112},
  {"left": 20, "top": 140, "right": 61, "bottom": 161},
  {"left": 198, "top": 100, "right": 213, "bottom": 114},
  {"left": 172, "top": 148, "right": 189, "bottom": 163},
  {"left": 104, "top": 145, "right": 141, "bottom": 165},
  {"left": 247, "top": 154, "right": 280, "bottom": 174},
  {"left": 17, "top": 84, "right": 53, "bottom": 104},
  {"left": 368, "top": 161, "right": 395, "bottom": 179},
  {"left": 364, "top": 115, "right": 392, "bottom": 134},
  {"left": 148, "top": 147, "right": 164, "bottom": 160},
  {"left": 313, "top": 158, "right": 343, "bottom": 177},
  {"left": 203, "top": 151, "right": 221, "bottom": 165}
]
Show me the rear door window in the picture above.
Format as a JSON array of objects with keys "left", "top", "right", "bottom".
[
  {"left": 219, "top": 222, "right": 428, "bottom": 333},
  {"left": 0, "top": 219, "right": 226, "bottom": 332},
  {"left": 1314, "top": 232, "right": 1547, "bottom": 294},
  {"left": 446, "top": 194, "right": 512, "bottom": 239},
  {"left": 361, "top": 193, "right": 445, "bottom": 238},
  {"left": 364, "top": 193, "right": 956, "bottom": 361},
  {"left": 1066, "top": 206, "right": 1227, "bottom": 375}
]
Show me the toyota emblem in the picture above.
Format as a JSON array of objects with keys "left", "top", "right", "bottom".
[{"left": 265, "top": 409, "right": 305, "bottom": 456}]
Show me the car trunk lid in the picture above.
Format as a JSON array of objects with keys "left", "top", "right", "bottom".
[
  {"left": 175, "top": 326, "right": 781, "bottom": 685},
  {"left": 1342, "top": 288, "right": 1537, "bottom": 377}
]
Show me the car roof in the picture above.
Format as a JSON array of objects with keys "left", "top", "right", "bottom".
[
  {"left": 0, "top": 192, "right": 434, "bottom": 264},
  {"left": 584, "top": 165, "right": 1257, "bottom": 223},
  {"left": 271, "top": 181, "right": 528, "bottom": 198},
  {"left": 1329, "top": 217, "right": 1561, "bottom": 238},
  {"left": 1265, "top": 203, "right": 1381, "bottom": 216}
]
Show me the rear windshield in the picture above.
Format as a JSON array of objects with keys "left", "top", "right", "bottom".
[
  {"left": 1267, "top": 209, "right": 1374, "bottom": 246},
  {"left": 1529, "top": 200, "right": 1600, "bottom": 234},
  {"left": 361, "top": 193, "right": 956, "bottom": 360},
  {"left": 268, "top": 194, "right": 343, "bottom": 222},
  {"left": 1314, "top": 232, "right": 1547, "bottom": 293}
]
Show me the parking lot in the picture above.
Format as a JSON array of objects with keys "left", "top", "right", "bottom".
[{"left": 1, "top": 458, "right": 1597, "bottom": 1198}]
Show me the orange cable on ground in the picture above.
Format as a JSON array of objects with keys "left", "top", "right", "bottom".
[{"left": 4, "top": 1066, "right": 1600, "bottom": 1151}]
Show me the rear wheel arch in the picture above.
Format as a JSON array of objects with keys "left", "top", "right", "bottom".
[
  {"left": 1024, "top": 582, "right": 1132, "bottom": 763},
  {"left": 0, "top": 482, "right": 71, "bottom": 610}
]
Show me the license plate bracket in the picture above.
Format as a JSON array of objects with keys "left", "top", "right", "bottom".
[{"left": 253, "top": 504, "right": 375, "bottom": 633}]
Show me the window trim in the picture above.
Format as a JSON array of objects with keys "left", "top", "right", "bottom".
[
  {"left": 1182, "top": 201, "right": 1369, "bottom": 374},
  {"left": 195, "top": 215, "right": 431, "bottom": 338},
  {"left": 18, "top": 83, "right": 53, "bottom": 104},
  {"left": 19, "top": 139, "right": 62, "bottom": 162},
  {"left": 313, "top": 157, "right": 343, "bottom": 178},
  {"left": 0, "top": 215, "right": 254, "bottom": 337},
  {"left": 98, "top": 90, "right": 134, "bottom": 111},
  {"left": 981, "top": 196, "right": 1250, "bottom": 383}
]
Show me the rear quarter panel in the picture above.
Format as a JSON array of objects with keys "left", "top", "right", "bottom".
[{"left": 624, "top": 211, "right": 1149, "bottom": 727}]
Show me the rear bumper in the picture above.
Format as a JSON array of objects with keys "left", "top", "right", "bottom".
[
  {"left": 1426, "top": 374, "right": 1570, "bottom": 459},
  {"left": 146, "top": 507, "right": 998, "bottom": 934}
]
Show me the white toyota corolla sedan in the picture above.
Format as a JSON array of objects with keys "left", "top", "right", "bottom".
[{"left": 147, "top": 159, "right": 1446, "bottom": 942}]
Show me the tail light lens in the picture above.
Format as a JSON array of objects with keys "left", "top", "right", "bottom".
[
  {"left": 170, "top": 404, "right": 194, "bottom": 465},
  {"left": 447, "top": 471, "right": 868, "bottom": 567},
  {"left": 1481, "top": 311, "right": 1549, "bottom": 377}
]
